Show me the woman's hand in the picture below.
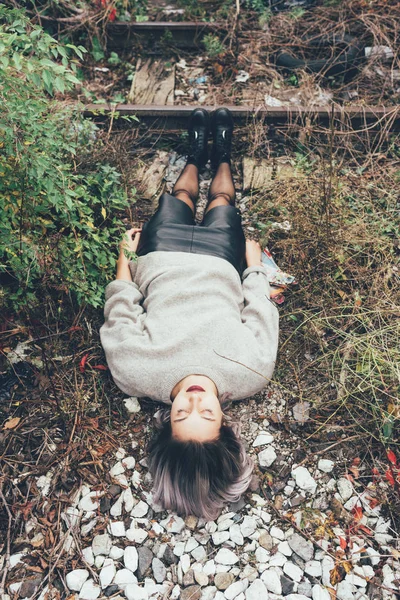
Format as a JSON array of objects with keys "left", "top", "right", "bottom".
[
  {"left": 119, "top": 228, "right": 142, "bottom": 262},
  {"left": 116, "top": 228, "right": 141, "bottom": 281},
  {"left": 245, "top": 239, "right": 262, "bottom": 268}
]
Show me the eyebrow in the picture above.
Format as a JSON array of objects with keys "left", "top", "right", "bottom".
[{"left": 173, "top": 416, "right": 217, "bottom": 423}]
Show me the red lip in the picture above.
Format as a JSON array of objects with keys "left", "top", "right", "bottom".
[{"left": 186, "top": 386, "right": 205, "bottom": 392}]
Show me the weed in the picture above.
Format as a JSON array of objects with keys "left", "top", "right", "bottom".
[{"left": 203, "top": 33, "right": 226, "bottom": 58}]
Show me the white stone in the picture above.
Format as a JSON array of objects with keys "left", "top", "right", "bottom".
[
  {"left": 160, "top": 514, "right": 186, "bottom": 533},
  {"left": 125, "top": 584, "right": 148, "bottom": 600},
  {"left": 171, "top": 584, "right": 181, "bottom": 599},
  {"left": 255, "top": 547, "right": 270, "bottom": 563},
  {"left": 268, "top": 552, "right": 287, "bottom": 567},
  {"left": 312, "top": 585, "right": 330, "bottom": 600},
  {"left": 123, "top": 487, "right": 135, "bottom": 512},
  {"left": 204, "top": 560, "right": 216, "bottom": 576},
  {"left": 305, "top": 561, "right": 322, "bottom": 577},
  {"left": 109, "top": 546, "right": 124, "bottom": 560},
  {"left": 241, "top": 516, "right": 257, "bottom": 538},
  {"left": 79, "top": 491, "right": 102, "bottom": 512},
  {"left": 126, "top": 526, "right": 148, "bottom": 544},
  {"left": 261, "top": 569, "right": 281, "bottom": 595},
  {"left": 253, "top": 433, "right": 274, "bottom": 447},
  {"left": 180, "top": 554, "right": 191, "bottom": 574},
  {"left": 114, "top": 569, "right": 138, "bottom": 590},
  {"left": 9, "top": 583, "right": 22, "bottom": 594},
  {"left": 92, "top": 533, "right": 112, "bottom": 556},
  {"left": 283, "top": 562, "right": 303, "bottom": 582},
  {"left": 100, "top": 560, "right": 116, "bottom": 589},
  {"left": 317, "top": 460, "right": 334, "bottom": 473},
  {"left": 109, "top": 521, "right": 126, "bottom": 537},
  {"left": 336, "top": 581, "right": 356, "bottom": 600},
  {"left": 173, "top": 542, "right": 186, "bottom": 557},
  {"left": 110, "top": 461, "right": 125, "bottom": 476},
  {"left": 245, "top": 579, "right": 268, "bottom": 600},
  {"left": 343, "top": 496, "right": 361, "bottom": 511},
  {"left": 258, "top": 447, "right": 277, "bottom": 468},
  {"left": 66, "top": 569, "right": 89, "bottom": 592},
  {"left": 122, "top": 456, "right": 136, "bottom": 470},
  {"left": 79, "top": 579, "right": 101, "bottom": 599},
  {"left": 124, "top": 397, "right": 141, "bottom": 413},
  {"left": 185, "top": 538, "right": 200, "bottom": 553},
  {"left": 201, "top": 586, "right": 217, "bottom": 600},
  {"left": 242, "top": 565, "right": 259, "bottom": 583},
  {"left": 95, "top": 555, "right": 105, "bottom": 568},
  {"left": 195, "top": 571, "right": 209, "bottom": 587},
  {"left": 321, "top": 556, "right": 335, "bottom": 586},
  {"left": 270, "top": 526, "right": 285, "bottom": 540},
  {"left": 278, "top": 541, "right": 292, "bottom": 556},
  {"left": 345, "top": 573, "right": 367, "bottom": 587},
  {"left": 213, "top": 531, "right": 230, "bottom": 545},
  {"left": 110, "top": 494, "right": 123, "bottom": 517},
  {"left": 225, "top": 579, "right": 249, "bottom": 600},
  {"left": 81, "top": 518, "right": 98, "bottom": 537},
  {"left": 131, "top": 500, "right": 148, "bottom": 518},
  {"left": 287, "top": 533, "right": 314, "bottom": 561},
  {"left": 292, "top": 467, "right": 317, "bottom": 494},
  {"left": 229, "top": 524, "right": 244, "bottom": 546},
  {"left": 9, "top": 553, "right": 26, "bottom": 569},
  {"left": 131, "top": 471, "right": 142, "bottom": 488},
  {"left": 115, "top": 447, "right": 126, "bottom": 459},
  {"left": 124, "top": 546, "right": 138, "bottom": 573},
  {"left": 192, "top": 546, "right": 207, "bottom": 562},
  {"left": 82, "top": 547, "right": 94, "bottom": 566},
  {"left": 215, "top": 548, "right": 239, "bottom": 565},
  {"left": 114, "top": 473, "right": 129, "bottom": 487},
  {"left": 285, "top": 596, "right": 310, "bottom": 600},
  {"left": 337, "top": 478, "right": 353, "bottom": 502}
]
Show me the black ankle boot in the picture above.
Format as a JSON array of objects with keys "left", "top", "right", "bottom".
[
  {"left": 186, "top": 108, "right": 210, "bottom": 171},
  {"left": 210, "top": 107, "right": 234, "bottom": 169}
]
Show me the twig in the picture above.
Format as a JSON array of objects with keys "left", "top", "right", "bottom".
[{"left": 0, "top": 481, "right": 13, "bottom": 595}]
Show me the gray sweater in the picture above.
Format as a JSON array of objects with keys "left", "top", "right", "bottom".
[{"left": 100, "top": 251, "right": 279, "bottom": 405}]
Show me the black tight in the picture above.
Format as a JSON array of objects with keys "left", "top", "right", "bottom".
[{"left": 172, "top": 161, "right": 236, "bottom": 216}]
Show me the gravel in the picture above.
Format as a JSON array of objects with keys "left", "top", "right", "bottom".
[{"left": 29, "top": 370, "right": 399, "bottom": 600}]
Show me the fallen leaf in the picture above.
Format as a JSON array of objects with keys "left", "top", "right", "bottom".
[
  {"left": 330, "top": 565, "right": 343, "bottom": 586},
  {"left": 385, "top": 468, "right": 395, "bottom": 486},
  {"left": 342, "top": 560, "right": 353, "bottom": 574},
  {"left": 92, "top": 364, "right": 108, "bottom": 371},
  {"left": 79, "top": 353, "right": 89, "bottom": 373},
  {"left": 387, "top": 449, "right": 398, "bottom": 466},
  {"left": 352, "top": 506, "right": 363, "bottom": 521},
  {"left": 339, "top": 537, "right": 347, "bottom": 550},
  {"left": 3, "top": 416, "right": 21, "bottom": 430}
]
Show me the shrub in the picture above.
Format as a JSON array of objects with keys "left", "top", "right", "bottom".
[{"left": 0, "top": 7, "right": 132, "bottom": 310}]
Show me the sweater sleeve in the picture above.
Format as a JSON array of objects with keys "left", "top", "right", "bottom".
[
  {"left": 99, "top": 279, "right": 146, "bottom": 395},
  {"left": 241, "top": 265, "right": 279, "bottom": 357}
]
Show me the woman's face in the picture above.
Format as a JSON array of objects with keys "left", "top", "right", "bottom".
[{"left": 170, "top": 375, "right": 223, "bottom": 442}]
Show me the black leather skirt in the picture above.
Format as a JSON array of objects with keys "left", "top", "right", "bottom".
[{"left": 137, "top": 193, "right": 246, "bottom": 275}]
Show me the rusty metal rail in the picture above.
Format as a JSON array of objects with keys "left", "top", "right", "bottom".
[
  {"left": 82, "top": 104, "right": 400, "bottom": 131},
  {"left": 38, "top": 17, "right": 220, "bottom": 49}
]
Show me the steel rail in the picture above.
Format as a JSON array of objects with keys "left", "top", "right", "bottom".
[
  {"left": 82, "top": 104, "right": 400, "bottom": 131},
  {"left": 37, "top": 17, "right": 221, "bottom": 49}
]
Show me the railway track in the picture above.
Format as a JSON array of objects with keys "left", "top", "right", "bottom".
[{"left": 82, "top": 103, "right": 400, "bottom": 131}]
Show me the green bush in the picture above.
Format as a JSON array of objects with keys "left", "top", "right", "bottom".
[{"left": 0, "top": 7, "right": 132, "bottom": 310}]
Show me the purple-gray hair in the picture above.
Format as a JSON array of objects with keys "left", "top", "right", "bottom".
[{"left": 147, "top": 401, "right": 254, "bottom": 521}]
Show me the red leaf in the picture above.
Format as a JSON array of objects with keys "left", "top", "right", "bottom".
[
  {"left": 79, "top": 354, "right": 89, "bottom": 373},
  {"left": 358, "top": 524, "right": 373, "bottom": 536},
  {"left": 352, "top": 457, "right": 361, "bottom": 466},
  {"left": 92, "top": 364, "right": 108, "bottom": 371},
  {"left": 339, "top": 537, "right": 347, "bottom": 550},
  {"left": 109, "top": 7, "right": 117, "bottom": 21},
  {"left": 387, "top": 449, "right": 398, "bottom": 466},
  {"left": 352, "top": 506, "right": 363, "bottom": 521},
  {"left": 385, "top": 469, "right": 395, "bottom": 486},
  {"left": 68, "top": 326, "right": 83, "bottom": 333}
]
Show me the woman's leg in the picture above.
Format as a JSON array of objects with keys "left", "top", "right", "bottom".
[
  {"left": 172, "top": 163, "right": 199, "bottom": 215},
  {"left": 205, "top": 162, "right": 236, "bottom": 213}
]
